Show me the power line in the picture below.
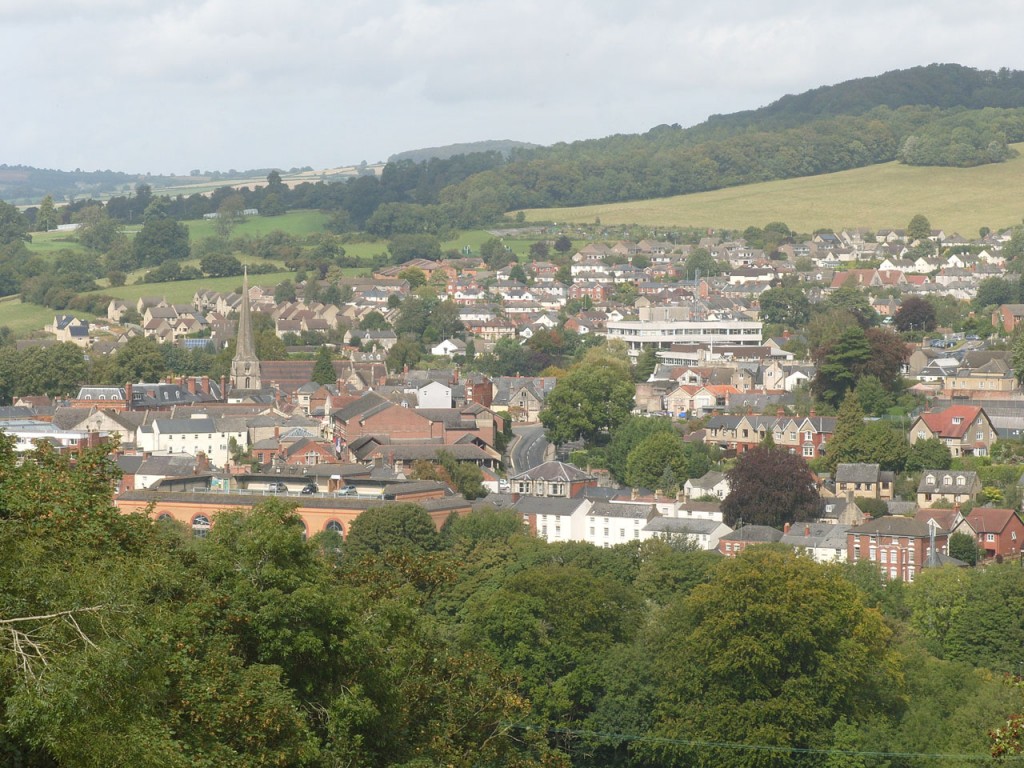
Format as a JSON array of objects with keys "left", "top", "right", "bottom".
[{"left": 506, "top": 722, "right": 1024, "bottom": 762}]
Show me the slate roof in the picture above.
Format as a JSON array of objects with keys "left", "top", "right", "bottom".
[
  {"left": 917, "top": 470, "right": 979, "bottom": 494},
  {"left": 511, "top": 460, "right": 593, "bottom": 483},
  {"left": 780, "top": 523, "right": 850, "bottom": 550},
  {"left": 587, "top": 501, "right": 654, "bottom": 520},
  {"left": 719, "top": 525, "right": 783, "bottom": 543},
  {"left": 849, "top": 516, "right": 943, "bottom": 537},
  {"left": 644, "top": 516, "right": 722, "bottom": 535},
  {"left": 513, "top": 497, "right": 587, "bottom": 517},
  {"left": 835, "top": 463, "right": 881, "bottom": 484},
  {"left": 154, "top": 417, "right": 217, "bottom": 434}
]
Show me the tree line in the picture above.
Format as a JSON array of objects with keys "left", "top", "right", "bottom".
[{"left": 2, "top": 436, "right": 1024, "bottom": 766}]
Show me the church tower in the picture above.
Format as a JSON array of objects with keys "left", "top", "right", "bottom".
[{"left": 230, "top": 267, "right": 262, "bottom": 392}]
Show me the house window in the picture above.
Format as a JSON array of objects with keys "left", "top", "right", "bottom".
[
  {"left": 986, "top": 533, "right": 996, "bottom": 542},
  {"left": 918, "top": 430, "right": 926, "bottom": 439},
  {"left": 952, "top": 417, "right": 962, "bottom": 425},
  {"left": 925, "top": 474, "right": 935, "bottom": 485},
  {"left": 191, "top": 514, "right": 211, "bottom": 538},
  {"left": 603, "top": 527, "right": 609, "bottom": 537},
  {"left": 589, "top": 527, "right": 594, "bottom": 536},
  {"left": 620, "top": 528, "right": 625, "bottom": 538},
  {"left": 325, "top": 520, "right": 344, "bottom": 536},
  {"left": 944, "top": 475, "right": 953, "bottom": 485},
  {"left": 880, "top": 550, "right": 888, "bottom": 564},
  {"left": 977, "top": 431, "right": 985, "bottom": 441},
  {"left": 956, "top": 476, "right": 965, "bottom": 486}
]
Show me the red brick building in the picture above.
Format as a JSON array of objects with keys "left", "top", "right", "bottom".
[
  {"left": 961, "top": 507, "right": 1024, "bottom": 560},
  {"left": 847, "top": 516, "right": 949, "bottom": 582}
]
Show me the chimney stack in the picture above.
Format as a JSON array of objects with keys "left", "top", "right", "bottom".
[
  {"left": 201, "top": 375, "right": 210, "bottom": 395},
  {"left": 805, "top": 524, "right": 811, "bottom": 537},
  {"left": 784, "top": 522, "right": 791, "bottom": 534}
]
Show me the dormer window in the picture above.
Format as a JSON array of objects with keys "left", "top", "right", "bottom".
[
  {"left": 925, "top": 474, "right": 935, "bottom": 485},
  {"left": 956, "top": 476, "right": 965, "bottom": 486},
  {"left": 952, "top": 417, "right": 962, "bottom": 425},
  {"left": 943, "top": 475, "right": 952, "bottom": 485}
]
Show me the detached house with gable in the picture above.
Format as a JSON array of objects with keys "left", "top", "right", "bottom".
[{"left": 909, "top": 405, "right": 997, "bottom": 458}]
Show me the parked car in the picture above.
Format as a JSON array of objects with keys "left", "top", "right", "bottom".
[
  {"left": 336, "top": 485, "right": 358, "bottom": 496},
  {"left": 300, "top": 482, "right": 318, "bottom": 495},
  {"left": 498, "top": 479, "right": 510, "bottom": 491},
  {"left": 269, "top": 482, "right": 287, "bottom": 493}
]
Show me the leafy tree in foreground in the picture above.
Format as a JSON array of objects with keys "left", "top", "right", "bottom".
[
  {"left": 722, "top": 444, "right": 818, "bottom": 528},
  {"left": 644, "top": 547, "right": 904, "bottom": 768},
  {"left": 344, "top": 502, "right": 442, "bottom": 559}
]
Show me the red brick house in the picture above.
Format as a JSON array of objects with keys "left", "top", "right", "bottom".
[
  {"left": 847, "top": 516, "right": 949, "bottom": 582},
  {"left": 960, "top": 507, "right": 1024, "bottom": 560}
]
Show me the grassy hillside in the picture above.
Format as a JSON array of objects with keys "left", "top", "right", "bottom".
[
  {"left": 0, "top": 297, "right": 87, "bottom": 336},
  {"left": 524, "top": 143, "right": 1024, "bottom": 234}
]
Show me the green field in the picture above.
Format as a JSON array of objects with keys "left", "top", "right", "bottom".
[
  {"left": 25, "top": 230, "right": 90, "bottom": 256},
  {"left": 523, "top": 144, "right": 1024, "bottom": 235},
  {"left": 0, "top": 297, "right": 93, "bottom": 336},
  {"left": 184, "top": 209, "right": 331, "bottom": 240},
  {"left": 95, "top": 271, "right": 300, "bottom": 305}
]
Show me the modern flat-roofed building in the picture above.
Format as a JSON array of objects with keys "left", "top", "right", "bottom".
[{"left": 606, "top": 303, "right": 762, "bottom": 360}]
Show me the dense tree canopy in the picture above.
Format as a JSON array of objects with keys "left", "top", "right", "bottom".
[
  {"left": 540, "top": 349, "right": 635, "bottom": 445},
  {"left": 645, "top": 548, "right": 904, "bottom": 768},
  {"left": 722, "top": 445, "right": 819, "bottom": 528}
]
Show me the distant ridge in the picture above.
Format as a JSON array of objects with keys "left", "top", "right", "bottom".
[
  {"left": 700, "top": 63, "right": 1024, "bottom": 132},
  {"left": 389, "top": 140, "right": 541, "bottom": 164}
]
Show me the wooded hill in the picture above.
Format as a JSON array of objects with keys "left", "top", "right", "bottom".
[{"left": 437, "top": 64, "right": 1024, "bottom": 220}]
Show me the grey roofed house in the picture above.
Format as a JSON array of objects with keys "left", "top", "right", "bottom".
[
  {"left": 780, "top": 522, "right": 850, "bottom": 552},
  {"left": 835, "top": 463, "right": 882, "bottom": 484},
  {"left": 137, "top": 454, "right": 201, "bottom": 477},
  {"left": 719, "top": 525, "right": 783, "bottom": 543},
  {"left": 511, "top": 460, "right": 593, "bottom": 483},
  {"left": 887, "top": 501, "right": 919, "bottom": 516},
  {"left": 849, "top": 515, "right": 944, "bottom": 537},
  {"left": 644, "top": 516, "right": 724, "bottom": 536},
  {"left": 916, "top": 470, "right": 980, "bottom": 495},
  {"left": 512, "top": 496, "right": 588, "bottom": 517},
  {"left": 153, "top": 416, "right": 217, "bottom": 434},
  {"left": 587, "top": 501, "right": 655, "bottom": 520}
]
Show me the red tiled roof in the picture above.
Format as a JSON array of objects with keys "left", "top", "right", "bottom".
[
  {"left": 965, "top": 507, "right": 1019, "bottom": 534},
  {"left": 917, "top": 406, "right": 984, "bottom": 439}
]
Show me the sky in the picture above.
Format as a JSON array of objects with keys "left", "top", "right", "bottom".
[{"left": 4, "top": 0, "right": 1024, "bottom": 176}]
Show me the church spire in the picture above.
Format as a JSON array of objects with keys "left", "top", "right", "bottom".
[{"left": 230, "top": 267, "right": 261, "bottom": 391}]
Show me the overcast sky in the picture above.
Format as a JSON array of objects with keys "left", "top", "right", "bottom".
[{"left": 5, "top": 0, "right": 1024, "bottom": 175}]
